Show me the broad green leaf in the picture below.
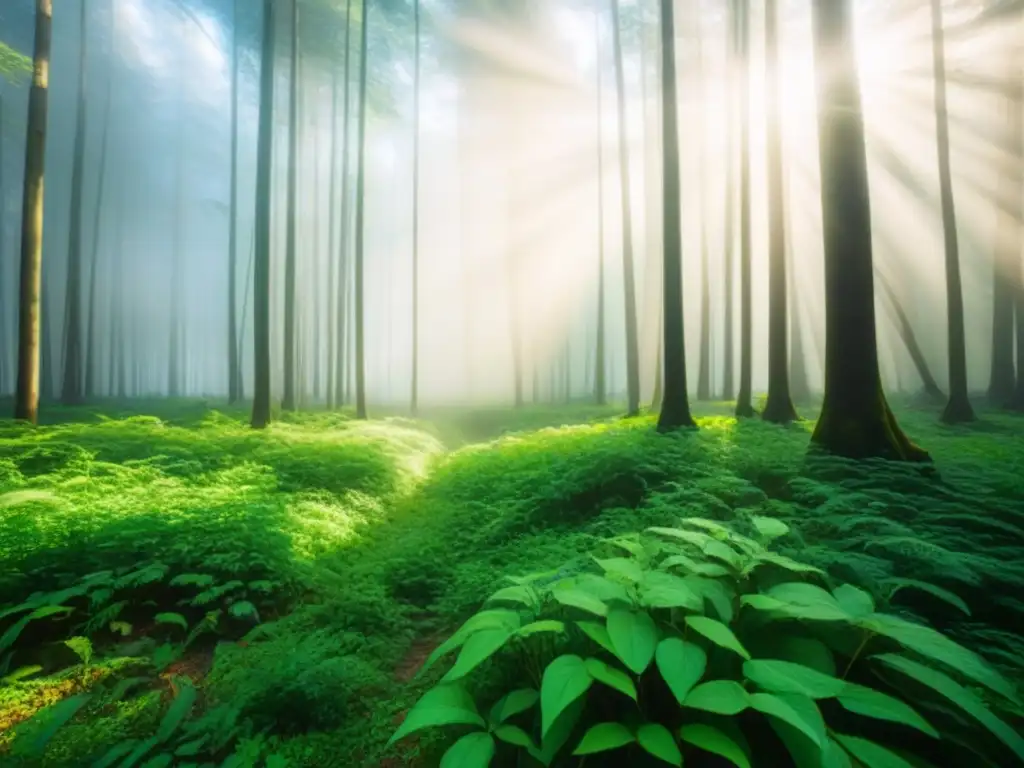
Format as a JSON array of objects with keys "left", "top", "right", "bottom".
[
  {"left": 1, "top": 607, "right": 73, "bottom": 652},
  {"left": 576, "top": 621, "right": 616, "bottom": 655},
  {"left": 139, "top": 755, "right": 173, "bottom": 768},
  {"left": 750, "top": 692, "right": 823, "bottom": 746},
  {"left": 572, "top": 573, "right": 632, "bottom": 603},
  {"left": 686, "top": 616, "right": 750, "bottom": 660},
  {"left": 440, "top": 732, "right": 495, "bottom": 768},
  {"left": 660, "top": 553, "right": 705, "bottom": 573},
  {"left": 533, "top": 692, "right": 586, "bottom": 766},
  {"left": 823, "top": 738, "right": 855, "bottom": 768},
  {"left": 93, "top": 740, "right": 138, "bottom": 767},
  {"left": 680, "top": 724, "right": 751, "bottom": 768},
  {"left": 655, "top": 638, "right": 707, "bottom": 704},
  {"left": 419, "top": 610, "right": 520, "bottom": 676},
  {"left": 517, "top": 620, "right": 566, "bottom": 638},
  {"left": 169, "top": 573, "right": 215, "bottom": 588},
  {"left": 28, "top": 693, "right": 91, "bottom": 755},
  {"left": 607, "top": 609, "right": 658, "bottom": 674},
  {"left": 585, "top": 657, "right": 637, "bottom": 701},
  {"left": 679, "top": 517, "right": 734, "bottom": 536},
  {"left": 388, "top": 684, "right": 484, "bottom": 746},
  {"left": 607, "top": 537, "right": 646, "bottom": 558},
  {"left": 488, "top": 689, "right": 538, "bottom": 725},
  {"left": 883, "top": 578, "right": 970, "bottom": 616},
  {"left": 703, "top": 540, "right": 742, "bottom": 569},
  {"left": 154, "top": 613, "right": 189, "bottom": 632},
  {"left": 684, "top": 681, "right": 749, "bottom": 715},
  {"left": 174, "top": 739, "right": 205, "bottom": 756},
  {"left": 64, "top": 637, "right": 92, "bottom": 665},
  {"left": 494, "top": 724, "right": 535, "bottom": 748},
  {"left": 572, "top": 722, "right": 635, "bottom": 755},
  {"left": 767, "top": 583, "right": 850, "bottom": 621},
  {"left": 442, "top": 628, "right": 514, "bottom": 682},
  {"left": 637, "top": 723, "right": 682, "bottom": 766},
  {"left": 831, "top": 734, "right": 917, "bottom": 768},
  {"left": 552, "top": 588, "right": 608, "bottom": 618},
  {"left": 873, "top": 654, "right": 1024, "bottom": 761},
  {"left": 540, "top": 655, "right": 593, "bottom": 739},
  {"left": 863, "top": 614, "right": 1018, "bottom": 704},
  {"left": 2, "top": 665, "right": 42, "bottom": 683},
  {"left": 684, "top": 576, "right": 735, "bottom": 622},
  {"left": 228, "top": 601, "right": 259, "bottom": 621},
  {"left": 639, "top": 572, "right": 703, "bottom": 611},
  {"left": 766, "top": 636, "right": 837, "bottom": 676},
  {"left": 832, "top": 585, "right": 874, "bottom": 617},
  {"left": 745, "top": 552, "right": 825, "bottom": 576},
  {"left": 594, "top": 557, "right": 644, "bottom": 583},
  {"left": 156, "top": 681, "right": 196, "bottom": 742},
  {"left": 750, "top": 516, "right": 790, "bottom": 541},
  {"left": 486, "top": 585, "right": 535, "bottom": 607},
  {"left": 743, "top": 659, "right": 846, "bottom": 698},
  {"left": 647, "top": 527, "right": 714, "bottom": 549},
  {"left": 836, "top": 683, "right": 938, "bottom": 738}
]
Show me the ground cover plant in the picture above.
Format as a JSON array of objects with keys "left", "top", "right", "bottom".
[{"left": 0, "top": 399, "right": 1022, "bottom": 766}]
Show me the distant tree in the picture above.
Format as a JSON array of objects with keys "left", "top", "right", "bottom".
[
  {"left": 228, "top": 0, "right": 241, "bottom": 404},
  {"left": 334, "top": 0, "right": 355, "bottom": 409},
  {"left": 410, "top": 0, "right": 421, "bottom": 414},
  {"left": 85, "top": 71, "right": 113, "bottom": 399},
  {"left": 282, "top": 0, "right": 300, "bottom": 412},
  {"left": 734, "top": 0, "right": 754, "bottom": 418},
  {"left": 809, "top": 0, "right": 927, "bottom": 461},
  {"left": 694, "top": 4, "right": 712, "bottom": 403},
  {"left": 593, "top": 0, "right": 607, "bottom": 406},
  {"left": 353, "top": 0, "right": 370, "bottom": 420},
  {"left": 877, "top": 269, "right": 945, "bottom": 401},
  {"left": 251, "top": 0, "right": 277, "bottom": 429},
  {"left": 720, "top": 0, "right": 736, "bottom": 401},
  {"left": 655, "top": 0, "right": 695, "bottom": 433}
]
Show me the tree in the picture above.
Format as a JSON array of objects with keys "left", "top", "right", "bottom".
[
  {"left": 593, "top": 0, "right": 607, "bottom": 406},
  {"left": 227, "top": 0, "right": 241, "bottom": 403},
  {"left": 251, "top": 0, "right": 276, "bottom": 430},
  {"left": 282, "top": 0, "right": 300, "bottom": 412},
  {"left": 334, "top": 0, "right": 355, "bottom": 408},
  {"left": 14, "top": 0, "right": 52, "bottom": 424},
  {"left": 809, "top": 0, "right": 927, "bottom": 461},
  {"left": 720, "top": 0, "right": 736, "bottom": 401},
  {"left": 410, "top": 0, "right": 421, "bottom": 414},
  {"left": 694, "top": 4, "right": 712, "bottom": 402},
  {"left": 85, "top": 68, "right": 113, "bottom": 399},
  {"left": 734, "top": 0, "right": 754, "bottom": 418},
  {"left": 353, "top": 0, "right": 370, "bottom": 420},
  {"left": 761, "top": 0, "right": 798, "bottom": 424},
  {"left": 655, "top": 0, "right": 695, "bottom": 433}
]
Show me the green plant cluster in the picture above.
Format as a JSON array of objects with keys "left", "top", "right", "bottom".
[{"left": 390, "top": 515, "right": 1024, "bottom": 767}]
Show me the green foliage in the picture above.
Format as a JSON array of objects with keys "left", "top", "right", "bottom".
[
  {"left": 0, "top": 41, "right": 30, "bottom": 82},
  {"left": 390, "top": 516, "right": 1022, "bottom": 766}
]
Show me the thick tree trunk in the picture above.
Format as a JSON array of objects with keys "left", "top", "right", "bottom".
[
  {"left": 761, "top": 0, "right": 798, "bottom": 424},
  {"left": 228, "top": 0, "right": 240, "bottom": 403},
  {"left": 735, "top": 0, "right": 754, "bottom": 418},
  {"left": 353, "top": 0, "right": 369, "bottom": 419},
  {"left": 282, "top": 0, "right": 299, "bottom": 411},
  {"left": 14, "top": 0, "right": 52, "bottom": 424},
  {"left": 656, "top": 0, "right": 695, "bottom": 432},
  {"left": 251, "top": 0, "right": 276, "bottom": 429},
  {"left": 809, "top": 0, "right": 928, "bottom": 461},
  {"left": 609, "top": 0, "right": 641, "bottom": 417}
]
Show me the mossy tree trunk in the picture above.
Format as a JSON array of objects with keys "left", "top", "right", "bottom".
[{"left": 809, "top": 0, "right": 928, "bottom": 461}]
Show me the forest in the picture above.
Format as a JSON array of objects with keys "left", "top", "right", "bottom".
[{"left": 0, "top": 0, "right": 1023, "bottom": 765}]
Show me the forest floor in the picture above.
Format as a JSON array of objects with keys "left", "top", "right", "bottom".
[{"left": 0, "top": 397, "right": 1022, "bottom": 766}]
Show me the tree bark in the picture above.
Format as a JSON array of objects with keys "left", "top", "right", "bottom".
[
  {"left": 353, "top": 0, "right": 370, "bottom": 419},
  {"left": 721, "top": 0, "right": 736, "bottom": 401},
  {"left": 282, "top": 0, "right": 299, "bottom": 411},
  {"left": 85, "top": 72, "right": 112, "bottom": 399},
  {"left": 227, "top": 0, "right": 241, "bottom": 403},
  {"left": 411, "top": 0, "right": 421, "bottom": 414},
  {"left": 594, "top": 0, "right": 607, "bottom": 406},
  {"left": 735, "top": 0, "right": 755, "bottom": 418}
]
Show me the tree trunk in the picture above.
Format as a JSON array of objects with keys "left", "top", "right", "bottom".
[
  {"left": 334, "top": 0, "right": 355, "bottom": 408},
  {"left": 85, "top": 73, "right": 112, "bottom": 399},
  {"left": 721, "top": 0, "right": 736, "bottom": 401},
  {"left": 353, "top": 0, "right": 370, "bottom": 419},
  {"left": 61, "top": 0, "right": 89, "bottom": 406},
  {"left": 227, "top": 0, "right": 240, "bottom": 403},
  {"left": 251, "top": 0, "right": 276, "bottom": 429},
  {"left": 695, "top": 7, "right": 712, "bottom": 402},
  {"left": 809, "top": 0, "right": 928, "bottom": 461},
  {"left": 783, "top": 135, "right": 812, "bottom": 403},
  {"left": 761, "top": 0, "right": 798, "bottom": 424},
  {"left": 14, "top": 0, "right": 52, "bottom": 424},
  {"left": 0, "top": 97, "right": 7, "bottom": 395},
  {"left": 876, "top": 269, "right": 945, "bottom": 401},
  {"left": 594, "top": 0, "right": 606, "bottom": 406},
  {"left": 282, "top": 0, "right": 299, "bottom": 411},
  {"left": 326, "top": 55, "right": 340, "bottom": 409},
  {"left": 656, "top": 0, "right": 696, "bottom": 432},
  {"left": 411, "top": 0, "right": 421, "bottom": 414},
  {"left": 735, "top": 0, "right": 754, "bottom": 418},
  {"left": 609, "top": 0, "right": 641, "bottom": 417}
]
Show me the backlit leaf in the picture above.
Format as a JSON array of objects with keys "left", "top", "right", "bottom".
[
  {"left": 743, "top": 659, "right": 846, "bottom": 699},
  {"left": 440, "top": 732, "right": 495, "bottom": 768},
  {"left": 749, "top": 692, "right": 823, "bottom": 746},
  {"left": 388, "top": 684, "right": 484, "bottom": 746},
  {"left": 488, "top": 689, "right": 538, "bottom": 725},
  {"left": 837, "top": 683, "right": 938, "bottom": 738},
  {"left": 553, "top": 588, "right": 608, "bottom": 617},
  {"left": 576, "top": 620, "right": 615, "bottom": 655},
  {"left": 442, "top": 628, "right": 514, "bottom": 682},
  {"left": 831, "top": 733, "right": 918, "bottom": 768}
]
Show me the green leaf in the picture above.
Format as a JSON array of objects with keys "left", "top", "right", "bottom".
[
  {"left": 593, "top": 557, "right": 644, "bottom": 583},
  {"left": 637, "top": 723, "right": 682, "bottom": 766},
  {"left": 109, "top": 621, "right": 133, "bottom": 637},
  {"left": 154, "top": 613, "right": 189, "bottom": 632},
  {"left": 883, "top": 578, "right": 970, "bottom": 616},
  {"left": 749, "top": 692, "right": 823, "bottom": 746},
  {"left": 494, "top": 724, "right": 535, "bottom": 748},
  {"left": 767, "top": 583, "right": 850, "bottom": 621},
  {"left": 655, "top": 638, "right": 707, "bottom": 705},
  {"left": 28, "top": 693, "right": 91, "bottom": 755},
  {"left": 228, "top": 601, "right": 259, "bottom": 621},
  {"left": 647, "top": 527, "right": 715, "bottom": 550},
  {"left": 607, "top": 609, "right": 658, "bottom": 674},
  {"left": 832, "top": 585, "right": 874, "bottom": 617},
  {"left": 572, "top": 574, "right": 632, "bottom": 603},
  {"left": 517, "top": 620, "right": 565, "bottom": 638},
  {"left": 139, "top": 755, "right": 173, "bottom": 768},
  {"left": 534, "top": 692, "right": 586, "bottom": 766},
  {"left": 831, "top": 734, "right": 918, "bottom": 768},
  {"left": 766, "top": 636, "right": 837, "bottom": 676},
  {"left": 442, "top": 628, "right": 514, "bottom": 682},
  {"left": 540, "top": 655, "right": 593, "bottom": 739},
  {"left": 823, "top": 738, "right": 855, "bottom": 768},
  {"left": 750, "top": 516, "right": 789, "bottom": 541},
  {"left": 174, "top": 739, "right": 206, "bottom": 756},
  {"left": 64, "top": 636, "right": 93, "bottom": 665},
  {"left": 169, "top": 573, "right": 215, "bottom": 588},
  {"left": 552, "top": 588, "right": 608, "bottom": 618},
  {"left": 745, "top": 552, "right": 825, "bottom": 576},
  {"left": 836, "top": 683, "right": 938, "bottom": 738},
  {"left": 743, "top": 659, "right": 846, "bottom": 698},
  {"left": 419, "top": 610, "right": 520, "bottom": 676},
  {"left": 639, "top": 572, "right": 703, "bottom": 611},
  {"left": 488, "top": 689, "right": 538, "bottom": 725},
  {"left": 572, "top": 722, "right": 635, "bottom": 755},
  {"left": 686, "top": 616, "right": 750, "bottom": 660},
  {"left": 585, "top": 657, "right": 637, "bottom": 701},
  {"left": 440, "top": 732, "right": 495, "bottom": 768},
  {"left": 2, "top": 665, "right": 42, "bottom": 683},
  {"left": 680, "top": 724, "right": 752, "bottom": 768},
  {"left": 486, "top": 585, "right": 535, "bottom": 607},
  {"left": 703, "top": 540, "right": 742, "bottom": 569},
  {"left": 872, "top": 654, "right": 1024, "bottom": 761},
  {"left": 388, "top": 684, "right": 484, "bottom": 746},
  {"left": 683, "top": 681, "right": 749, "bottom": 715},
  {"left": 576, "top": 621, "right": 616, "bottom": 655},
  {"left": 685, "top": 577, "right": 735, "bottom": 622},
  {"left": 93, "top": 739, "right": 139, "bottom": 768},
  {"left": 863, "top": 614, "right": 1018, "bottom": 704},
  {"left": 156, "top": 681, "right": 196, "bottom": 742}
]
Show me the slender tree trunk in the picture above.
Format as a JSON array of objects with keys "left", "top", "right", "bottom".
[
  {"left": 335, "top": 0, "right": 355, "bottom": 407},
  {"left": 85, "top": 73, "right": 112, "bottom": 399},
  {"left": 609, "top": 0, "right": 641, "bottom": 417},
  {"left": 809, "top": 0, "right": 927, "bottom": 461},
  {"left": 282, "top": 0, "right": 299, "bottom": 411},
  {"left": 0, "top": 97, "right": 6, "bottom": 395},
  {"left": 783, "top": 133, "right": 811, "bottom": 402},
  {"left": 721, "top": 0, "right": 736, "bottom": 401},
  {"left": 928, "top": 0, "right": 974, "bottom": 423},
  {"left": 326, "top": 58, "right": 340, "bottom": 409},
  {"left": 61, "top": 0, "right": 89, "bottom": 406},
  {"left": 876, "top": 270, "right": 945, "bottom": 401},
  {"left": 761, "top": 0, "right": 798, "bottom": 423},
  {"left": 695, "top": 8, "right": 712, "bottom": 402},
  {"left": 594, "top": 0, "right": 606, "bottom": 405},
  {"left": 651, "top": 307, "right": 663, "bottom": 411},
  {"left": 353, "top": 0, "right": 370, "bottom": 419},
  {"left": 411, "top": 0, "right": 421, "bottom": 414},
  {"left": 735, "top": 0, "right": 754, "bottom": 417},
  {"left": 251, "top": 0, "right": 277, "bottom": 429},
  {"left": 228, "top": 0, "right": 240, "bottom": 403},
  {"left": 1008, "top": 22, "right": 1024, "bottom": 411},
  {"left": 168, "top": 60, "right": 185, "bottom": 399},
  {"left": 656, "top": 0, "right": 696, "bottom": 432},
  {"left": 14, "top": 0, "right": 52, "bottom": 423}
]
